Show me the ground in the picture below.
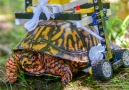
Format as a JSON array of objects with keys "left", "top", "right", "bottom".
[{"left": 0, "top": 63, "right": 129, "bottom": 90}]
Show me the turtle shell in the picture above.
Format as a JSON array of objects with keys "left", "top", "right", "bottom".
[{"left": 15, "top": 21, "right": 100, "bottom": 62}]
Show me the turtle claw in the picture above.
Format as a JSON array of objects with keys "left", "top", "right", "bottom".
[{"left": 62, "top": 74, "right": 71, "bottom": 86}]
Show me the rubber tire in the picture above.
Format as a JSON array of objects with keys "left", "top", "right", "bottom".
[
  {"left": 122, "top": 50, "right": 129, "bottom": 67},
  {"left": 92, "top": 60, "right": 113, "bottom": 81}
]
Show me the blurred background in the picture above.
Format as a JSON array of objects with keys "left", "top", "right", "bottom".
[
  {"left": 0, "top": 0, "right": 129, "bottom": 90},
  {"left": 0, "top": 0, "right": 25, "bottom": 66}
]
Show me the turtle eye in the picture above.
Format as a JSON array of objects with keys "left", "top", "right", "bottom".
[{"left": 31, "top": 56, "right": 37, "bottom": 62}]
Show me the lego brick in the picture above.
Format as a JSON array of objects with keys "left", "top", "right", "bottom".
[
  {"left": 15, "top": 8, "right": 111, "bottom": 20},
  {"left": 25, "top": 0, "right": 32, "bottom": 11},
  {"left": 15, "top": 12, "right": 82, "bottom": 20},
  {"left": 80, "top": 3, "right": 110, "bottom": 9},
  {"left": 62, "top": 0, "right": 88, "bottom": 10},
  {"left": 48, "top": 0, "right": 70, "bottom": 5},
  {"left": 70, "top": 16, "right": 93, "bottom": 27}
]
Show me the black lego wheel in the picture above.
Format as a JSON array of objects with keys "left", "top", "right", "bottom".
[
  {"left": 122, "top": 50, "right": 129, "bottom": 67},
  {"left": 92, "top": 60, "right": 113, "bottom": 81}
]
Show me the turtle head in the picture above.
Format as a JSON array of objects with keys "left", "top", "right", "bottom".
[{"left": 20, "top": 50, "right": 39, "bottom": 68}]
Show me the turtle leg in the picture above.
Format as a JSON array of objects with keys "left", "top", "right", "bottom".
[
  {"left": 59, "top": 64, "right": 72, "bottom": 88},
  {"left": 49, "top": 60, "right": 72, "bottom": 88},
  {"left": 4, "top": 53, "right": 20, "bottom": 83}
]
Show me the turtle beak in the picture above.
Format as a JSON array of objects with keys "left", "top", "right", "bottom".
[
  {"left": 21, "top": 57, "right": 28, "bottom": 66},
  {"left": 21, "top": 57, "right": 32, "bottom": 66}
]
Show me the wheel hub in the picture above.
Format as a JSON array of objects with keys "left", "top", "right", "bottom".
[
  {"left": 123, "top": 51, "right": 129, "bottom": 66},
  {"left": 126, "top": 56, "right": 129, "bottom": 61},
  {"left": 102, "top": 62, "right": 112, "bottom": 78}
]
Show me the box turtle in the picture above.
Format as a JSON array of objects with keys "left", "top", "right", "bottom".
[{"left": 4, "top": 20, "right": 100, "bottom": 88}]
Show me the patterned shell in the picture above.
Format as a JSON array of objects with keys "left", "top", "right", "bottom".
[{"left": 15, "top": 21, "right": 100, "bottom": 62}]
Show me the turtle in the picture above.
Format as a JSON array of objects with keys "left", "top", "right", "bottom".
[{"left": 4, "top": 20, "right": 100, "bottom": 88}]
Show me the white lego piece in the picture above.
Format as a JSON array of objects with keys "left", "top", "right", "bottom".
[
  {"left": 81, "top": 16, "right": 93, "bottom": 26},
  {"left": 72, "top": 16, "right": 93, "bottom": 27},
  {"left": 52, "top": 6, "right": 64, "bottom": 13},
  {"left": 15, "top": 19, "right": 21, "bottom": 25},
  {"left": 82, "top": 67, "right": 92, "bottom": 73},
  {"left": 75, "top": 21, "right": 82, "bottom": 27},
  {"left": 15, "top": 19, "right": 30, "bottom": 25},
  {"left": 89, "top": 44, "right": 105, "bottom": 65},
  {"left": 62, "top": 0, "right": 88, "bottom": 10},
  {"left": 52, "top": 6, "right": 59, "bottom": 13}
]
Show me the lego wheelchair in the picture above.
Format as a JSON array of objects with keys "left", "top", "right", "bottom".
[{"left": 14, "top": 0, "right": 129, "bottom": 81}]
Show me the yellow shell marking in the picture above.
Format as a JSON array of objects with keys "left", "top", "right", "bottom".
[
  {"left": 93, "top": 36, "right": 97, "bottom": 46},
  {"left": 34, "top": 27, "right": 44, "bottom": 40},
  {"left": 83, "top": 31, "right": 89, "bottom": 36},
  {"left": 64, "top": 28, "right": 72, "bottom": 49},
  {"left": 33, "top": 27, "right": 40, "bottom": 35},
  {"left": 66, "top": 28, "right": 72, "bottom": 34},
  {"left": 42, "top": 27, "right": 51, "bottom": 40},
  {"left": 78, "top": 40, "right": 83, "bottom": 49},
  {"left": 20, "top": 39, "right": 32, "bottom": 48},
  {"left": 50, "top": 46, "right": 58, "bottom": 55},
  {"left": 33, "top": 43, "right": 47, "bottom": 50},
  {"left": 72, "top": 30, "right": 78, "bottom": 43},
  {"left": 58, "top": 38, "right": 63, "bottom": 47},
  {"left": 21, "top": 42, "right": 29, "bottom": 48},
  {"left": 51, "top": 25, "right": 65, "bottom": 41},
  {"left": 75, "top": 44, "right": 78, "bottom": 51},
  {"left": 64, "top": 33, "right": 68, "bottom": 49},
  {"left": 68, "top": 39, "right": 74, "bottom": 51}
]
